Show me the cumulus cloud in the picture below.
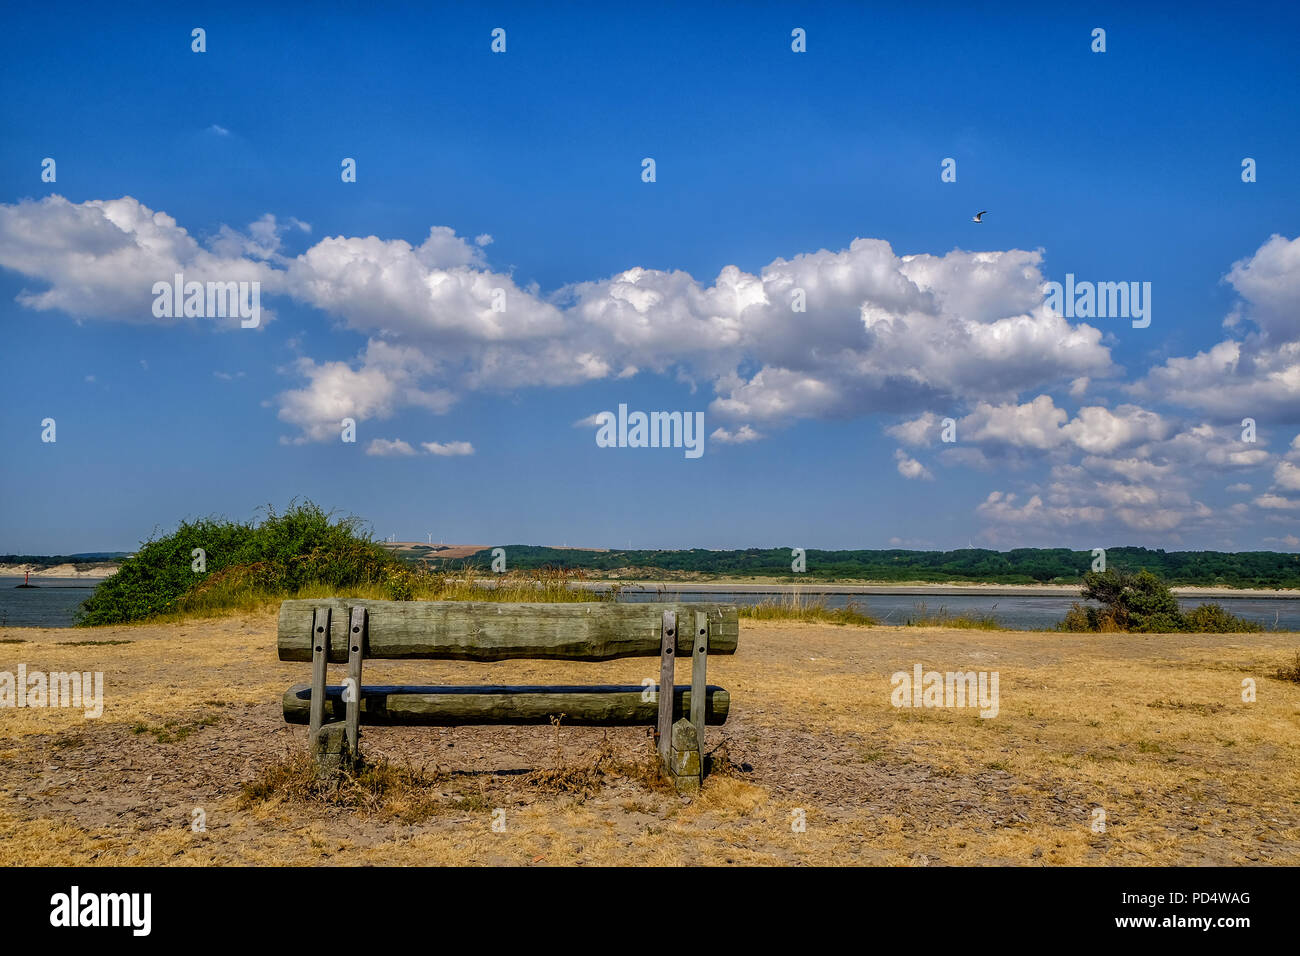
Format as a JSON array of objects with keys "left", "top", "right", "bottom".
[
  {"left": 422, "top": 440, "right": 474, "bottom": 456},
  {"left": 1256, "top": 494, "right": 1300, "bottom": 510},
  {"left": 0, "top": 196, "right": 1129, "bottom": 446},
  {"left": 0, "top": 195, "right": 278, "bottom": 326},
  {"left": 6, "top": 196, "right": 1296, "bottom": 543},
  {"left": 275, "top": 340, "right": 455, "bottom": 443},
  {"left": 711, "top": 425, "right": 764, "bottom": 444},
  {"left": 890, "top": 397, "right": 1170, "bottom": 457},
  {"left": 366, "top": 438, "right": 417, "bottom": 457},
  {"left": 1136, "top": 234, "right": 1300, "bottom": 420},
  {"left": 894, "top": 449, "right": 933, "bottom": 480}
]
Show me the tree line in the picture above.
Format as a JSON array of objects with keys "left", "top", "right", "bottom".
[{"left": 429, "top": 545, "right": 1300, "bottom": 588}]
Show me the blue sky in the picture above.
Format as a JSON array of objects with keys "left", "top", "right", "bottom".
[{"left": 2, "top": 1, "right": 1298, "bottom": 554}]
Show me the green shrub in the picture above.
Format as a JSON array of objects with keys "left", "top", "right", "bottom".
[
  {"left": 1183, "top": 602, "right": 1262, "bottom": 633},
  {"left": 383, "top": 566, "right": 416, "bottom": 601},
  {"left": 78, "top": 501, "right": 401, "bottom": 626},
  {"left": 1058, "top": 602, "right": 1123, "bottom": 632},
  {"left": 1061, "top": 569, "right": 1261, "bottom": 633}
]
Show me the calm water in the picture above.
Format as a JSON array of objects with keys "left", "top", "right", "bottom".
[
  {"left": 616, "top": 589, "right": 1300, "bottom": 631},
  {"left": 4, "top": 577, "right": 1299, "bottom": 631},
  {"left": 0, "top": 577, "right": 99, "bottom": 627}
]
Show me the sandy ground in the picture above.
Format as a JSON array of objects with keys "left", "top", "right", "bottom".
[
  {"left": 0, "top": 613, "right": 1298, "bottom": 865},
  {"left": 0, "top": 564, "right": 118, "bottom": 579}
]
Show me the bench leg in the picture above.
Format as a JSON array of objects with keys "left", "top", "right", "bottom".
[
  {"left": 657, "top": 609, "right": 704, "bottom": 793},
  {"left": 667, "top": 718, "right": 702, "bottom": 794},
  {"left": 656, "top": 610, "right": 676, "bottom": 767},
  {"left": 690, "top": 610, "right": 708, "bottom": 780},
  {"left": 345, "top": 606, "right": 366, "bottom": 769},
  {"left": 311, "top": 721, "right": 348, "bottom": 775},
  {"left": 308, "top": 607, "right": 333, "bottom": 775}
]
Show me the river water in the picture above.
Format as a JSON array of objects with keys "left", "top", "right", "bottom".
[
  {"left": 5, "top": 577, "right": 1300, "bottom": 631},
  {"left": 0, "top": 578, "right": 101, "bottom": 627},
  {"left": 616, "top": 588, "right": 1300, "bottom": 631}
]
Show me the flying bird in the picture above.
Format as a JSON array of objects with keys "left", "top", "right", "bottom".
[{"left": 971, "top": 210, "right": 988, "bottom": 223}]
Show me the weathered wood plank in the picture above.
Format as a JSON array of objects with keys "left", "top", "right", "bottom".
[
  {"left": 345, "top": 606, "right": 366, "bottom": 759},
  {"left": 308, "top": 607, "right": 330, "bottom": 738},
  {"left": 278, "top": 600, "right": 739, "bottom": 662},
  {"left": 691, "top": 610, "right": 708, "bottom": 743},
  {"left": 657, "top": 610, "right": 677, "bottom": 762},
  {"left": 283, "top": 683, "right": 731, "bottom": 726}
]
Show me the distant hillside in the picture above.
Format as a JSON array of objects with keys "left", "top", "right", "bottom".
[
  {"left": 413, "top": 545, "right": 1300, "bottom": 589},
  {"left": 0, "top": 552, "right": 131, "bottom": 567}
]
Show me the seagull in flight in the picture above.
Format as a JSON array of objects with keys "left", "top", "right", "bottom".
[{"left": 971, "top": 210, "right": 988, "bottom": 223}]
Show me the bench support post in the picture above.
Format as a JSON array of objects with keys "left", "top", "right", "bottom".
[
  {"left": 681, "top": 609, "right": 709, "bottom": 791},
  {"left": 657, "top": 609, "right": 704, "bottom": 794},
  {"left": 344, "top": 606, "right": 366, "bottom": 769},
  {"left": 656, "top": 610, "right": 676, "bottom": 768},
  {"left": 308, "top": 607, "right": 330, "bottom": 739},
  {"left": 308, "top": 606, "right": 347, "bottom": 776},
  {"left": 691, "top": 611, "right": 708, "bottom": 744}
]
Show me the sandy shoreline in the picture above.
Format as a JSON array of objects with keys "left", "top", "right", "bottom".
[{"left": 0, "top": 564, "right": 118, "bottom": 580}]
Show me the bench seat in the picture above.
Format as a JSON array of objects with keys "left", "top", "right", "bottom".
[{"left": 283, "top": 682, "right": 730, "bottom": 726}]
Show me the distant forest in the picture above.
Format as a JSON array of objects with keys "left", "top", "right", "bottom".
[
  {"left": 411, "top": 545, "right": 1300, "bottom": 588},
  {"left": 12, "top": 545, "right": 1300, "bottom": 589},
  {"left": 0, "top": 552, "right": 130, "bottom": 566}
]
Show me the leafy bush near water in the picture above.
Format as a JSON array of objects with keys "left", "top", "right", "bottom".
[
  {"left": 1058, "top": 569, "right": 1261, "bottom": 633},
  {"left": 77, "top": 502, "right": 401, "bottom": 625}
]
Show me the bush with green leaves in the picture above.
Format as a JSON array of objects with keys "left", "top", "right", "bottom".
[
  {"left": 1058, "top": 568, "right": 1261, "bottom": 633},
  {"left": 78, "top": 501, "right": 402, "bottom": 626}
]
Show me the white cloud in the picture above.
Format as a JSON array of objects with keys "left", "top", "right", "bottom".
[
  {"left": 6, "top": 195, "right": 1293, "bottom": 523},
  {"left": 1060, "top": 404, "right": 1170, "bottom": 454},
  {"left": 711, "top": 425, "right": 764, "bottom": 444},
  {"left": 894, "top": 449, "right": 933, "bottom": 481},
  {"left": 1273, "top": 459, "right": 1300, "bottom": 491},
  {"left": 0, "top": 195, "right": 278, "bottom": 326},
  {"left": 275, "top": 340, "right": 454, "bottom": 443},
  {"left": 366, "top": 438, "right": 417, "bottom": 457},
  {"left": 1137, "top": 235, "right": 1300, "bottom": 420},
  {"left": 1256, "top": 494, "right": 1300, "bottom": 511},
  {"left": 422, "top": 441, "right": 474, "bottom": 456}
]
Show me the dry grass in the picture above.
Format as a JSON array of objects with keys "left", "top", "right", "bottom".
[
  {"left": 1275, "top": 651, "right": 1300, "bottom": 683},
  {"left": 130, "top": 566, "right": 611, "bottom": 628},
  {"left": 739, "top": 593, "right": 878, "bottom": 626},
  {"left": 903, "top": 602, "right": 1004, "bottom": 629},
  {"left": 1, "top": 613, "right": 1298, "bottom": 865}
]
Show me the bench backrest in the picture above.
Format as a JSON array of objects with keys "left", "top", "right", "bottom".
[{"left": 277, "top": 599, "right": 740, "bottom": 663}]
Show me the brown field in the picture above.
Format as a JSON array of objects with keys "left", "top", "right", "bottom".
[{"left": 1, "top": 614, "right": 1298, "bottom": 866}]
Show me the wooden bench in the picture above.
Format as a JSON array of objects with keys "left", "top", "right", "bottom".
[{"left": 277, "top": 599, "right": 739, "bottom": 791}]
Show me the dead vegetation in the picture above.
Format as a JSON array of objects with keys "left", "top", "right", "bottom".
[{"left": 1274, "top": 652, "right": 1300, "bottom": 683}]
